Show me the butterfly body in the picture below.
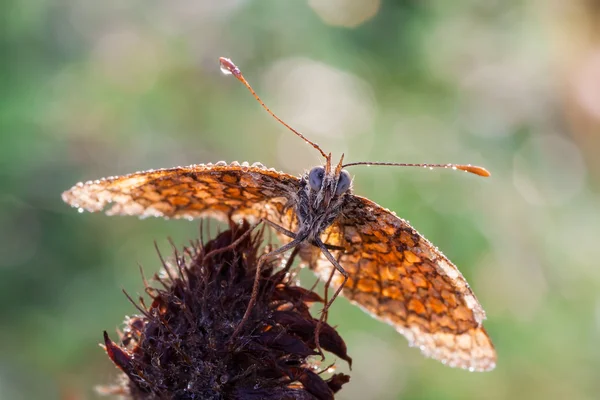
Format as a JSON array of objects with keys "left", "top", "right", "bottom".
[{"left": 294, "top": 160, "right": 352, "bottom": 244}]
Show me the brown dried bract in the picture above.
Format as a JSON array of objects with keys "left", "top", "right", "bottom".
[
  {"left": 63, "top": 161, "right": 496, "bottom": 371},
  {"left": 101, "top": 222, "right": 351, "bottom": 400}
]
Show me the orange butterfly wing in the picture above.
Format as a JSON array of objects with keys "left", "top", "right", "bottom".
[
  {"left": 62, "top": 162, "right": 299, "bottom": 223},
  {"left": 295, "top": 195, "right": 496, "bottom": 371}
]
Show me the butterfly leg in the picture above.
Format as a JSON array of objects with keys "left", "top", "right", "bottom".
[
  {"left": 313, "top": 238, "right": 349, "bottom": 359},
  {"left": 314, "top": 241, "right": 345, "bottom": 251},
  {"left": 262, "top": 218, "right": 343, "bottom": 251},
  {"left": 231, "top": 235, "right": 305, "bottom": 340},
  {"left": 262, "top": 217, "right": 297, "bottom": 238},
  {"left": 321, "top": 251, "right": 343, "bottom": 322}
]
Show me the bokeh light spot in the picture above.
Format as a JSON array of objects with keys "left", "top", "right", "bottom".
[
  {"left": 308, "top": 0, "right": 380, "bottom": 28},
  {"left": 572, "top": 48, "right": 600, "bottom": 120},
  {"left": 513, "top": 134, "right": 586, "bottom": 206},
  {"left": 264, "top": 58, "right": 376, "bottom": 170},
  {"left": 91, "top": 28, "right": 161, "bottom": 93}
]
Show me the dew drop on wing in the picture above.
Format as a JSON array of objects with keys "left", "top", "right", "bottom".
[{"left": 78, "top": 208, "right": 84, "bottom": 213}]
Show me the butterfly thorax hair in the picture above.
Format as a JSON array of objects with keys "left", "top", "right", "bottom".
[{"left": 294, "top": 156, "right": 353, "bottom": 242}]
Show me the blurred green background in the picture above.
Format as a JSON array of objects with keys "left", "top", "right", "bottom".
[{"left": 2, "top": 1, "right": 600, "bottom": 399}]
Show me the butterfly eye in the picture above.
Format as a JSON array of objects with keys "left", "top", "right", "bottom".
[
  {"left": 308, "top": 166, "right": 325, "bottom": 191},
  {"left": 335, "top": 170, "right": 351, "bottom": 196}
]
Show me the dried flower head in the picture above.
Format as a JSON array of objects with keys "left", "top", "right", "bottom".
[{"left": 100, "top": 221, "right": 351, "bottom": 400}]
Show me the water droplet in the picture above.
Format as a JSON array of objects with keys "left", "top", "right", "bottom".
[
  {"left": 77, "top": 208, "right": 84, "bottom": 213},
  {"left": 220, "top": 65, "right": 233, "bottom": 75}
]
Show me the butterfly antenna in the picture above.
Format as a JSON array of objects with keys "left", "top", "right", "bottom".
[
  {"left": 219, "top": 57, "right": 328, "bottom": 160},
  {"left": 341, "top": 162, "right": 491, "bottom": 177}
]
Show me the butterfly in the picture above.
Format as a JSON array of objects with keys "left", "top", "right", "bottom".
[{"left": 62, "top": 57, "right": 496, "bottom": 372}]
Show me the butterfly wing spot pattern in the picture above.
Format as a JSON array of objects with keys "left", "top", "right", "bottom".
[
  {"left": 63, "top": 162, "right": 298, "bottom": 222},
  {"left": 63, "top": 161, "right": 496, "bottom": 372},
  {"left": 296, "top": 195, "right": 495, "bottom": 371}
]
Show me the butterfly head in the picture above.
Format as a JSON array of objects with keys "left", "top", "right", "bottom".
[{"left": 306, "top": 154, "right": 352, "bottom": 209}]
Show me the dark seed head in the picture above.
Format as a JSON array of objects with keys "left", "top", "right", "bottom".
[{"left": 100, "top": 221, "right": 351, "bottom": 400}]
